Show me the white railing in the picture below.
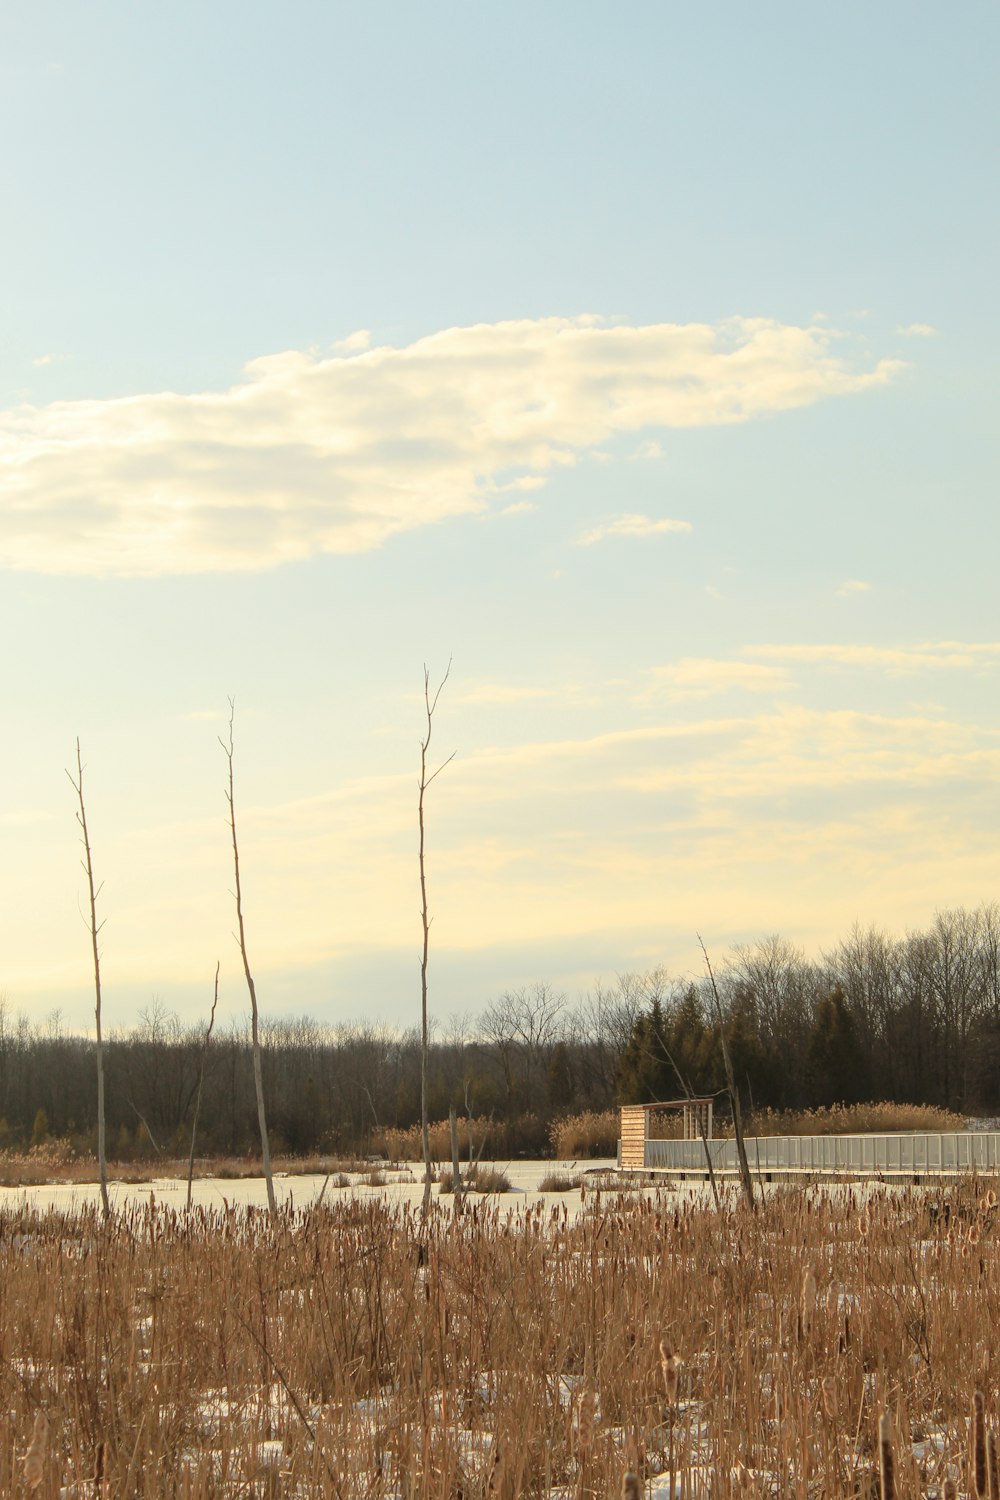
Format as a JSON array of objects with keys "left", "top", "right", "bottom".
[{"left": 641, "top": 1132, "right": 1000, "bottom": 1174}]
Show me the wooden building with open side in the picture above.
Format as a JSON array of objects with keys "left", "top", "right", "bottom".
[{"left": 619, "top": 1098, "right": 714, "bottom": 1170}]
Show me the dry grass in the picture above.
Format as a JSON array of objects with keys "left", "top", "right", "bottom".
[
  {"left": 438, "top": 1165, "right": 512, "bottom": 1194},
  {"left": 0, "top": 1144, "right": 370, "bottom": 1187},
  {"left": 2, "top": 1177, "right": 999, "bottom": 1496},
  {"left": 538, "top": 1170, "right": 582, "bottom": 1192},
  {"left": 549, "top": 1109, "right": 623, "bottom": 1157},
  {"left": 747, "top": 1101, "right": 967, "bottom": 1136}
]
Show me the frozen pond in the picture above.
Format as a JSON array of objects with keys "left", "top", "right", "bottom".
[{"left": 0, "top": 1157, "right": 632, "bottom": 1217}]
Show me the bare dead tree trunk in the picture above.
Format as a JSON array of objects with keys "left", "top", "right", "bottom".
[
  {"left": 187, "top": 960, "right": 220, "bottom": 1210},
  {"left": 655, "top": 1033, "right": 722, "bottom": 1212},
  {"left": 699, "top": 934, "right": 755, "bottom": 1210},
  {"left": 221, "top": 705, "right": 277, "bottom": 1218},
  {"left": 449, "top": 1105, "right": 463, "bottom": 1211},
  {"left": 67, "top": 739, "right": 110, "bottom": 1220},
  {"left": 419, "top": 661, "right": 454, "bottom": 1215}
]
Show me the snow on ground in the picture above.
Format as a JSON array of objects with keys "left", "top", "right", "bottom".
[{"left": 0, "top": 1158, "right": 651, "bottom": 1218}]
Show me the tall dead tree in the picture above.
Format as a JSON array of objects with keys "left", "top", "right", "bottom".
[
  {"left": 419, "top": 661, "right": 454, "bottom": 1213},
  {"left": 67, "top": 740, "right": 110, "bottom": 1220},
  {"left": 186, "top": 960, "right": 220, "bottom": 1210},
  {"left": 699, "top": 934, "right": 755, "bottom": 1210},
  {"left": 221, "top": 704, "right": 277, "bottom": 1218}
]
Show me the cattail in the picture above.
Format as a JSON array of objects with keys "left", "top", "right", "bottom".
[
  {"left": 800, "top": 1268, "right": 817, "bottom": 1336},
  {"left": 878, "top": 1410, "right": 894, "bottom": 1500},
  {"left": 974, "top": 1392, "right": 988, "bottom": 1499},
  {"left": 859, "top": 1210, "right": 870, "bottom": 1238},
  {"left": 23, "top": 1411, "right": 47, "bottom": 1492},
  {"left": 622, "top": 1472, "right": 642, "bottom": 1500},
  {"left": 487, "top": 1440, "right": 506, "bottom": 1494},
  {"left": 659, "top": 1339, "right": 681, "bottom": 1404},
  {"left": 944, "top": 1480, "right": 958, "bottom": 1500},
  {"left": 575, "top": 1386, "right": 596, "bottom": 1454},
  {"left": 989, "top": 1429, "right": 999, "bottom": 1500},
  {"left": 821, "top": 1375, "right": 838, "bottom": 1422}
]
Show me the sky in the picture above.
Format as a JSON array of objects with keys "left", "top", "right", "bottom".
[{"left": 1, "top": 3, "right": 997, "bottom": 1033}]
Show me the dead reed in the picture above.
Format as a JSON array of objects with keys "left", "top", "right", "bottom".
[{"left": 1, "top": 1174, "right": 998, "bottom": 1496}]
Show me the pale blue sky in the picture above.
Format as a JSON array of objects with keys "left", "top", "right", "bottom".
[{"left": 0, "top": 4, "right": 997, "bottom": 1030}]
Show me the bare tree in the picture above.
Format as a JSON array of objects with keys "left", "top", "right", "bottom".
[
  {"left": 699, "top": 935, "right": 754, "bottom": 1210},
  {"left": 419, "top": 661, "right": 454, "bottom": 1213},
  {"left": 187, "top": 961, "right": 220, "bottom": 1210},
  {"left": 221, "top": 704, "right": 277, "bottom": 1218},
  {"left": 66, "top": 739, "right": 110, "bottom": 1219}
]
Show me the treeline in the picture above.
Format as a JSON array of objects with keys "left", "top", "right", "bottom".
[{"left": 2, "top": 904, "right": 999, "bottom": 1158}]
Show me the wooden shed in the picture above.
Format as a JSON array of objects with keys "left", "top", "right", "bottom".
[{"left": 619, "top": 1098, "right": 714, "bottom": 1170}]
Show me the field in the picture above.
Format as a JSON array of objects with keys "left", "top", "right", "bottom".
[{"left": 1, "top": 1166, "right": 996, "bottom": 1497}]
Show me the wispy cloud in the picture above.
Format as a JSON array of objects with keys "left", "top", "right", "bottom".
[
  {"left": 835, "top": 578, "right": 872, "bottom": 597},
  {"left": 745, "top": 641, "right": 1000, "bottom": 672},
  {"left": 576, "top": 513, "right": 692, "bottom": 546},
  {"left": 495, "top": 499, "right": 537, "bottom": 518},
  {"left": 896, "top": 323, "right": 937, "bottom": 337},
  {"left": 0, "top": 315, "right": 903, "bottom": 577},
  {"left": 31, "top": 352, "right": 70, "bottom": 367},
  {"left": 638, "top": 658, "right": 792, "bottom": 700}
]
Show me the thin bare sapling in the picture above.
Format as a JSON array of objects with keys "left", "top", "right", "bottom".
[{"left": 66, "top": 739, "right": 111, "bottom": 1220}]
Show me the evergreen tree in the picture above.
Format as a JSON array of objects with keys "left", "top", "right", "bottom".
[{"left": 807, "top": 987, "right": 869, "bottom": 1105}]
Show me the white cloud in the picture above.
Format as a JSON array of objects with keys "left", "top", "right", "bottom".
[
  {"left": 745, "top": 641, "right": 1000, "bottom": 672},
  {"left": 896, "top": 323, "right": 937, "bottom": 337},
  {"left": 835, "top": 578, "right": 872, "bottom": 597},
  {"left": 638, "top": 658, "right": 792, "bottom": 700},
  {"left": 630, "top": 439, "right": 664, "bottom": 460},
  {"left": 576, "top": 513, "right": 692, "bottom": 546},
  {"left": 332, "top": 329, "right": 372, "bottom": 352},
  {"left": 495, "top": 500, "right": 537, "bottom": 518},
  {"left": 0, "top": 315, "right": 903, "bottom": 577},
  {"left": 31, "top": 352, "right": 70, "bottom": 367}
]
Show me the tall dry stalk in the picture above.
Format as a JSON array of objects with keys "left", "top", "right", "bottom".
[
  {"left": 449, "top": 1105, "right": 463, "bottom": 1211},
  {"left": 67, "top": 740, "right": 110, "bottom": 1220},
  {"left": 418, "top": 661, "right": 454, "bottom": 1214},
  {"left": 221, "top": 703, "right": 276, "bottom": 1218},
  {"left": 186, "top": 960, "right": 220, "bottom": 1210},
  {"left": 699, "top": 934, "right": 755, "bottom": 1210}
]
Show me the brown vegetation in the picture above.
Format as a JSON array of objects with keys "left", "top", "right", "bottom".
[
  {"left": 0, "top": 1181, "right": 997, "bottom": 1495},
  {"left": 746, "top": 1101, "right": 967, "bottom": 1136}
]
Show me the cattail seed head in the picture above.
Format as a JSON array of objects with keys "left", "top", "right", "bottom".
[
  {"left": 974, "top": 1391, "right": 988, "bottom": 1499},
  {"left": 622, "top": 1471, "right": 642, "bottom": 1500},
  {"left": 821, "top": 1375, "right": 838, "bottom": 1422},
  {"left": 659, "top": 1339, "right": 682, "bottom": 1404},
  {"left": 800, "top": 1268, "right": 817, "bottom": 1336},
  {"left": 575, "top": 1386, "right": 596, "bottom": 1453},
  {"left": 878, "top": 1410, "right": 894, "bottom": 1500},
  {"left": 488, "top": 1441, "right": 506, "bottom": 1494},
  {"left": 23, "top": 1411, "right": 47, "bottom": 1492},
  {"left": 988, "top": 1428, "right": 999, "bottom": 1500}
]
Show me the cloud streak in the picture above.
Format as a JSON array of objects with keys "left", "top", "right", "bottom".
[
  {"left": 0, "top": 315, "right": 902, "bottom": 577},
  {"left": 745, "top": 641, "right": 1000, "bottom": 673},
  {"left": 576, "top": 513, "right": 692, "bottom": 546}
]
